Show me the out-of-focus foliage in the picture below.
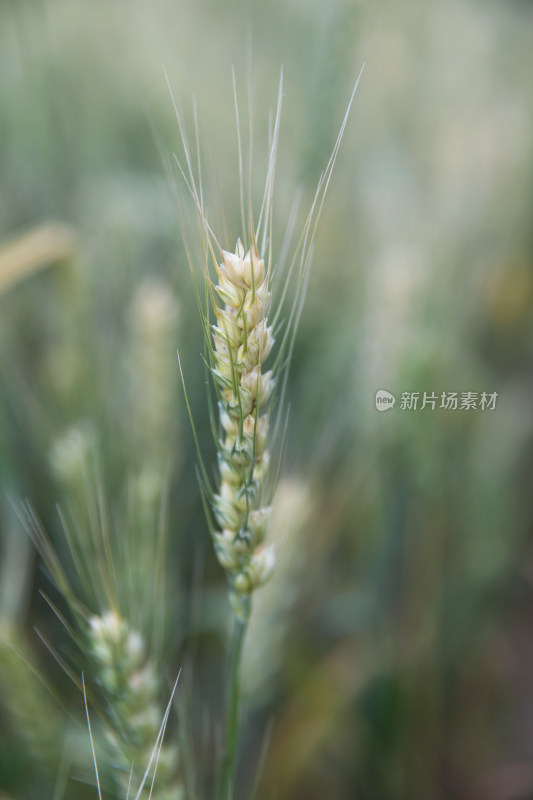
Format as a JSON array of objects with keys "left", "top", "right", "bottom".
[{"left": 1, "top": 0, "right": 533, "bottom": 798}]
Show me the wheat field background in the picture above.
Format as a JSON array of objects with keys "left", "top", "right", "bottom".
[{"left": 1, "top": 1, "right": 533, "bottom": 799}]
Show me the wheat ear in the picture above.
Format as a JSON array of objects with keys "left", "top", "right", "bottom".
[
  {"left": 88, "top": 611, "right": 182, "bottom": 800},
  {"left": 210, "top": 239, "right": 275, "bottom": 613},
  {"left": 171, "top": 65, "right": 364, "bottom": 800}
]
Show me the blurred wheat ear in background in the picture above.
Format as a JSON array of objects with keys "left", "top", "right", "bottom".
[
  {"left": 17, "top": 385, "right": 187, "bottom": 799},
  {"left": 0, "top": 224, "right": 76, "bottom": 297}
]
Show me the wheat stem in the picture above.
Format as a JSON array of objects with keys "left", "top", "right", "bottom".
[{"left": 222, "top": 597, "right": 250, "bottom": 800}]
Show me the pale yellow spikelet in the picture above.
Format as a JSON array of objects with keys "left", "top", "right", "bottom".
[{"left": 210, "top": 240, "right": 276, "bottom": 612}]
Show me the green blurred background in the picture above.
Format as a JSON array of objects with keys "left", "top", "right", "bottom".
[{"left": 2, "top": 0, "right": 533, "bottom": 798}]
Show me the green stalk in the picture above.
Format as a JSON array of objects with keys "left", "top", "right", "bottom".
[{"left": 222, "top": 596, "right": 251, "bottom": 800}]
